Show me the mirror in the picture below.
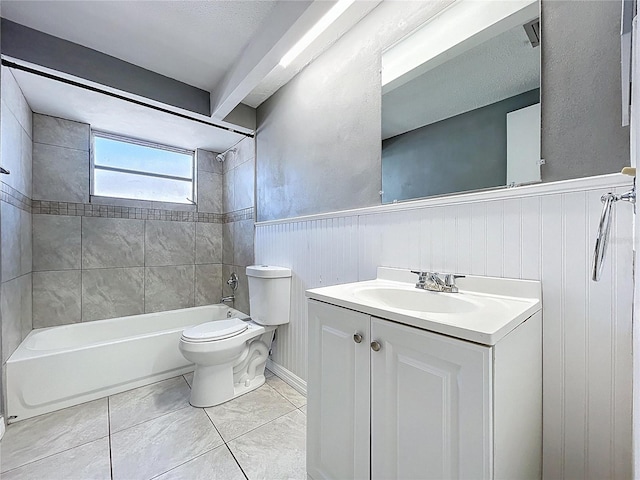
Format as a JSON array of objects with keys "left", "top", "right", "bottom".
[{"left": 381, "top": 1, "right": 540, "bottom": 203}]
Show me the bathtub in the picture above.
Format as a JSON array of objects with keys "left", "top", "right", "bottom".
[{"left": 6, "top": 304, "right": 247, "bottom": 423}]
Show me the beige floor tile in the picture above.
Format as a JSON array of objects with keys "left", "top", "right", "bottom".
[
  {"left": 111, "top": 406, "right": 223, "bottom": 480},
  {"left": 205, "top": 384, "right": 296, "bottom": 441},
  {"left": 2, "top": 437, "right": 110, "bottom": 480},
  {"left": 266, "top": 375, "right": 306, "bottom": 408},
  {"left": 0, "top": 398, "right": 109, "bottom": 472},
  {"left": 229, "top": 409, "right": 306, "bottom": 480},
  {"left": 154, "top": 445, "right": 245, "bottom": 480},
  {"left": 109, "top": 376, "right": 191, "bottom": 432}
]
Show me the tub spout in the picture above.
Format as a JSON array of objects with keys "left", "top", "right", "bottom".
[{"left": 220, "top": 295, "right": 235, "bottom": 304}]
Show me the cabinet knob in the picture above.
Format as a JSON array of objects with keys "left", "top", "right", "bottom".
[
  {"left": 370, "top": 341, "right": 381, "bottom": 352},
  {"left": 353, "top": 332, "right": 363, "bottom": 343}
]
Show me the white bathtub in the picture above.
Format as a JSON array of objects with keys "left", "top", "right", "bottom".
[{"left": 6, "top": 304, "right": 247, "bottom": 423}]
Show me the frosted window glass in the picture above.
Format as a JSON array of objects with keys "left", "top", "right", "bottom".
[
  {"left": 94, "top": 170, "right": 193, "bottom": 204},
  {"left": 92, "top": 134, "right": 194, "bottom": 204}
]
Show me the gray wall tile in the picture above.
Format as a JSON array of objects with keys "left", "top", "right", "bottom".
[
  {"left": 33, "top": 270, "right": 82, "bottom": 328},
  {"left": 2, "top": 68, "right": 32, "bottom": 138},
  {"left": 0, "top": 97, "right": 33, "bottom": 198},
  {"left": 223, "top": 168, "right": 234, "bottom": 214},
  {"left": 197, "top": 149, "right": 222, "bottom": 175},
  {"left": 197, "top": 171, "right": 222, "bottom": 214},
  {"left": 32, "top": 143, "right": 89, "bottom": 203},
  {"left": 145, "top": 220, "right": 195, "bottom": 266},
  {"left": 233, "top": 219, "right": 254, "bottom": 267},
  {"left": 33, "top": 215, "right": 81, "bottom": 271},
  {"left": 223, "top": 137, "right": 254, "bottom": 174},
  {"left": 222, "top": 223, "right": 234, "bottom": 265},
  {"left": 82, "top": 217, "right": 144, "bottom": 268},
  {"left": 33, "top": 114, "right": 89, "bottom": 151},
  {"left": 195, "top": 222, "right": 222, "bottom": 264},
  {"left": 20, "top": 208, "right": 32, "bottom": 277},
  {"left": 20, "top": 127, "right": 33, "bottom": 198},
  {"left": 233, "top": 158, "right": 255, "bottom": 212},
  {"left": 82, "top": 268, "right": 144, "bottom": 322},
  {"left": 145, "top": 265, "right": 195, "bottom": 313},
  {"left": 223, "top": 265, "right": 249, "bottom": 314},
  {"left": 20, "top": 273, "right": 32, "bottom": 339},
  {"left": 2, "top": 201, "right": 21, "bottom": 282},
  {"left": 1, "top": 101, "right": 24, "bottom": 196},
  {"left": 2, "top": 276, "right": 23, "bottom": 363},
  {"left": 195, "top": 264, "right": 222, "bottom": 306}
]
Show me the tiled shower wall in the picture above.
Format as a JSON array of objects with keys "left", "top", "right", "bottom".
[
  {"left": 221, "top": 137, "right": 255, "bottom": 314},
  {"left": 30, "top": 113, "right": 225, "bottom": 326},
  {"left": 255, "top": 175, "right": 634, "bottom": 479},
  {"left": 1, "top": 68, "right": 33, "bottom": 379}
]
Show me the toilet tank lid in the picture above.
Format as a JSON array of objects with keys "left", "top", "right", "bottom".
[{"left": 246, "top": 265, "right": 292, "bottom": 278}]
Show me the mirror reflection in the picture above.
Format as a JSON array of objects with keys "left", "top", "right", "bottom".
[{"left": 381, "top": 1, "right": 541, "bottom": 203}]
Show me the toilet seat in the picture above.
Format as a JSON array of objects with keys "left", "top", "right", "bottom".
[{"left": 181, "top": 318, "right": 248, "bottom": 343}]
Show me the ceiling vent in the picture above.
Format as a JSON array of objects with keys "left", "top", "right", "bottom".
[{"left": 523, "top": 19, "right": 540, "bottom": 48}]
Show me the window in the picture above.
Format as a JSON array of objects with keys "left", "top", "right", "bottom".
[{"left": 92, "top": 132, "right": 195, "bottom": 204}]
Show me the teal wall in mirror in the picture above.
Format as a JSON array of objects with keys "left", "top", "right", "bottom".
[{"left": 381, "top": 1, "right": 541, "bottom": 203}]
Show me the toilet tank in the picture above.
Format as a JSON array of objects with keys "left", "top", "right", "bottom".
[{"left": 246, "top": 265, "right": 292, "bottom": 326}]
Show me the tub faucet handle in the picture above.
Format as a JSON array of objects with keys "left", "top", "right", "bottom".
[{"left": 227, "top": 273, "right": 238, "bottom": 291}]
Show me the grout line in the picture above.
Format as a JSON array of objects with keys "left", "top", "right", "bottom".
[
  {"left": 143, "top": 219, "right": 146, "bottom": 314},
  {"left": 108, "top": 396, "right": 114, "bottom": 480},
  {"left": 0, "top": 434, "right": 111, "bottom": 475},
  {"left": 226, "top": 443, "right": 249, "bottom": 480},
  {"left": 147, "top": 446, "right": 223, "bottom": 480}
]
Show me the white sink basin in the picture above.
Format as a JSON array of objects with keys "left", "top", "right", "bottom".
[
  {"left": 353, "top": 286, "right": 479, "bottom": 314},
  {"left": 306, "top": 267, "right": 542, "bottom": 345}
]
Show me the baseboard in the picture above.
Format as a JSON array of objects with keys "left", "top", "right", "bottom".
[{"left": 266, "top": 359, "right": 307, "bottom": 396}]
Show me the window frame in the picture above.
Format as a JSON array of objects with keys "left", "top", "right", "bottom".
[{"left": 90, "top": 131, "right": 196, "bottom": 205}]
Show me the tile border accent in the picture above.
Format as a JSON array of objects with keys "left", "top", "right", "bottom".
[
  {"left": 224, "top": 207, "right": 254, "bottom": 224},
  {"left": 1, "top": 182, "right": 32, "bottom": 213},
  {"left": 32, "top": 200, "right": 226, "bottom": 224}
]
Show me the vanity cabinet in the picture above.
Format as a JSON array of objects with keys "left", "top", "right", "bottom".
[{"left": 307, "top": 299, "right": 542, "bottom": 480}]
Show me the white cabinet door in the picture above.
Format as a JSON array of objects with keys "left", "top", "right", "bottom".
[
  {"left": 307, "top": 300, "right": 371, "bottom": 480},
  {"left": 370, "top": 317, "right": 492, "bottom": 480}
]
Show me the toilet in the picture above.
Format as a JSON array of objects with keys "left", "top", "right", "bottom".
[{"left": 179, "top": 265, "right": 291, "bottom": 407}]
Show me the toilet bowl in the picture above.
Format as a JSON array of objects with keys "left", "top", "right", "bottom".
[{"left": 179, "top": 265, "right": 292, "bottom": 407}]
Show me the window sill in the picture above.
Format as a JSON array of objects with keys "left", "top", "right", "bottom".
[{"left": 90, "top": 195, "right": 197, "bottom": 212}]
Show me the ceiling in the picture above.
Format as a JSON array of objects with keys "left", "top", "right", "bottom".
[
  {"left": 382, "top": 23, "right": 540, "bottom": 140},
  {"left": 0, "top": 0, "right": 380, "bottom": 152},
  {"left": 1, "top": 0, "right": 278, "bottom": 92},
  {"left": 10, "top": 67, "right": 244, "bottom": 152}
]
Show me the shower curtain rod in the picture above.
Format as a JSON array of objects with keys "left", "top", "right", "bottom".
[{"left": 1, "top": 58, "right": 254, "bottom": 139}]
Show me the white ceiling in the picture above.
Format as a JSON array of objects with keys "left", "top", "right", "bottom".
[
  {"left": 9, "top": 67, "right": 244, "bottom": 152},
  {"left": 0, "top": 0, "right": 381, "bottom": 151},
  {"left": 382, "top": 23, "right": 540, "bottom": 140},
  {"left": 1, "top": 0, "right": 278, "bottom": 92}
]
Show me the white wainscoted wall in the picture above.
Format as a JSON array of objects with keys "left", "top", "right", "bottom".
[{"left": 256, "top": 173, "right": 634, "bottom": 479}]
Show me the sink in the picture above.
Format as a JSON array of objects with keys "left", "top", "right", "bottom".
[
  {"left": 306, "top": 267, "right": 542, "bottom": 345},
  {"left": 353, "top": 286, "right": 479, "bottom": 314}
]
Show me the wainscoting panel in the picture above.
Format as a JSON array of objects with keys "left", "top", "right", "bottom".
[{"left": 255, "top": 175, "right": 634, "bottom": 479}]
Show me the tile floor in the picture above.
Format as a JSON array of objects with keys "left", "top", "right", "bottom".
[{"left": 0, "top": 369, "right": 307, "bottom": 480}]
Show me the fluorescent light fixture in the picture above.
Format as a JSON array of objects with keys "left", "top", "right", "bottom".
[{"left": 279, "top": 0, "right": 355, "bottom": 67}]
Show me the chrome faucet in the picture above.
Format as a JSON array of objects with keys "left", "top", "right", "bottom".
[
  {"left": 220, "top": 295, "right": 235, "bottom": 304},
  {"left": 411, "top": 271, "right": 465, "bottom": 293}
]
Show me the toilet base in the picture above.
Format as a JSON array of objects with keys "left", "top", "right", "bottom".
[{"left": 189, "top": 362, "right": 267, "bottom": 407}]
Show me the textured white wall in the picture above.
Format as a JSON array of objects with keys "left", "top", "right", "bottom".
[{"left": 256, "top": 174, "right": 633, "bottom": 479}]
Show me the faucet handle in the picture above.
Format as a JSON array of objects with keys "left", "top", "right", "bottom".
[
  {"left": 444, "top": 274, "right": 465, "bottom": 285},
  {"left": 411, "top": 270, "right": 428, "bottom": 288}
]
